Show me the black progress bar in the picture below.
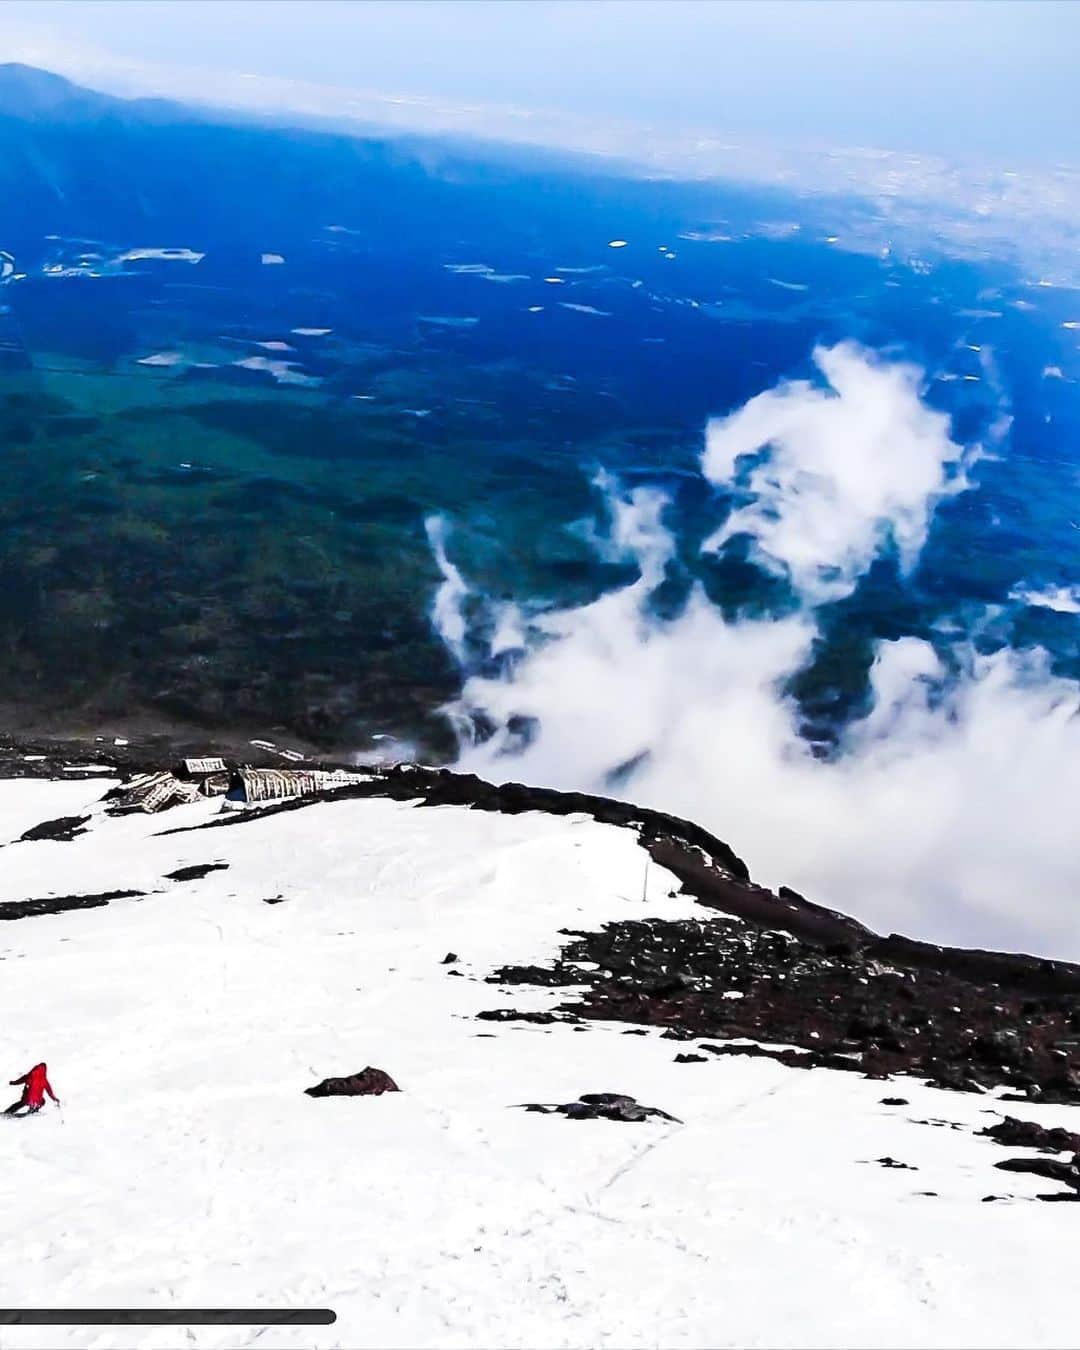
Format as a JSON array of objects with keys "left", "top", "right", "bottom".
[{"left": 0, "top": 1310, "right": 336, "bottom": 1326}]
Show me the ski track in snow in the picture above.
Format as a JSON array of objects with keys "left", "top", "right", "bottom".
[{"left": 0, "top": 779, "right": 1078, "bottom": 1349}]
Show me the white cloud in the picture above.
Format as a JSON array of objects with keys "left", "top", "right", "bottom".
[
  {"left": 1010, "top": 582, "right": 1080, "bottom": 614},
  {"left": 425, "top": 515, "right": 471, "bottom": 665},
  {"left": 702, "top": 342, "right": 972, "bottom": 602}
]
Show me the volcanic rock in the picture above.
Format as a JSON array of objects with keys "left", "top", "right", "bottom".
[
  {"left": 523, "top": 1092, "right": 681, "bottom": 1124},
  {"left": 166, "top": 862, "right": 229, "bottom": 882},
  {"left": 305, "top": 1067, "right": 400, "bottom": 1098},
  {"left": 489, "top": 916, "right": 1080, "bottom": 1101},
  {"left": 979, "top": 1116, "right": 1080, "bottom": 1153},
  {"left": 0, "top": 888, "right": 144, "bottom": 920}
]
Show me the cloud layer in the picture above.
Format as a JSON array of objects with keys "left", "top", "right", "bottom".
[{"left": 428, "top": 343, "right": 1080, "bottom": 960}]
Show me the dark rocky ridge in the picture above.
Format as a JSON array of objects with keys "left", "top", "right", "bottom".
[{"left": 154, "top": 761, "right": 1080, "bottom": 1099}]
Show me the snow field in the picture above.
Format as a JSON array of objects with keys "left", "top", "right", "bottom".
[{"left": 0, "top": 782, "right": 1077, "bottom": 1349}]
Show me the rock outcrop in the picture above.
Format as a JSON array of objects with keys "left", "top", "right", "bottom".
[
  {"left": 305, "top": 1068, "right": 400, "bottom": 1098},
  {"left": 522, "top": 1092, "right": 680, "bottom": 1124}
]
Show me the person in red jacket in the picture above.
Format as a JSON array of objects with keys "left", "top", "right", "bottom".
[{"left": 4, "top": 1063, "right": 59, "bottom": 1116}]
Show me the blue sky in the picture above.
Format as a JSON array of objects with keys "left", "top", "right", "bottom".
[{"left": 1, "top": 0, "right": 1076, "bottom": 165}]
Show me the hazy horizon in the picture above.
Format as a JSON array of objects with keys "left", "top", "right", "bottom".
[{"left": 1, "top": 0, "right": 1077, "bottom": 168}]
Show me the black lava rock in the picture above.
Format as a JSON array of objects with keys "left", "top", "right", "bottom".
[
  {"left": 0, "top": 888, "right": 144, "bottom": 920},
  {"left": 523, "top": 1092, "right": 681, "bottom": 1124},
  {"left": 20, "top": 814, "right": 91, "bottom": 843},
  {"left": 305, "top": 1067, "right": 400, "bottom": 1098},
  {"left": 994, "top": 1155, "right": 1080, "bottom": 1188},
  {"left": 166, "top": 862, "right": 229, "bottom": 882},
  {"left": 980, "top": 1116, "right": 1080, "bottom": 1153},
  {"left": 488, "top": 914, "right": 1080, "bottom": 1101}
]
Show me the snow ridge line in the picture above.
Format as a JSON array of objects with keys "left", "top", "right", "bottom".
[{"left": 156, "top": 763, "right": 1080, "bottom": 997}]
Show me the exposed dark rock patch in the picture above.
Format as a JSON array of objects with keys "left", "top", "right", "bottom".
[
  {"left": 489, "top": 917, "right": 1080, "bottom": 1101},
  {"left": 305, "top": 1067, "right": 400, "bottom": 1098},
  {"left": 262, "top": 894, "right": 288, "bottom": 905},
  {"left": 441, "top": 952, "right": 458, "bottom": 964},
  {"left": 881, "top": 1097, "right": 909, "bottom": 1106},
  {"left": 522, "top": 1092, "right": 681, "bottom": 1124},
  {"left": 0, "top": 888, "right": 144, "bottom": 920},
  {"left": 980, "top": 1116, "right": 1080, "bottom": 1153},
  {"left": 165, "top": 862, "right": 229, "bottom": 882},
  {"left": 19, "top": 814, "right": 91, "bottom": 842},
  {"left": 699, "top": 1040, "right": 857, "bottom": 1073},
  {"left": 476, "top": 1009, "right": 561, "bottom": 1025},
  {"left": 488, "top": 964, "right": 584, "bottom": 988},
  {"left": 995, "top": 1155, "right": 1080, "bottom": 1192},
  {"left": 875, "top": 1157, "right": 917, "bottom": 1170}
]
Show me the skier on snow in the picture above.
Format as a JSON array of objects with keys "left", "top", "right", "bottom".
[{"left": 4, "top": 1063, "right": 60, "bottom": 1116}]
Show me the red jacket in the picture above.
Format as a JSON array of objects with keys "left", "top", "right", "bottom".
[{"left": 11, "top": 1063, "right": 57, "bottom": 1108}]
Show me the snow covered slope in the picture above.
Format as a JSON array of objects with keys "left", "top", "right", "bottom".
[{"left": 2, "top": 772, "right": 1079, "bottom": 1350}]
